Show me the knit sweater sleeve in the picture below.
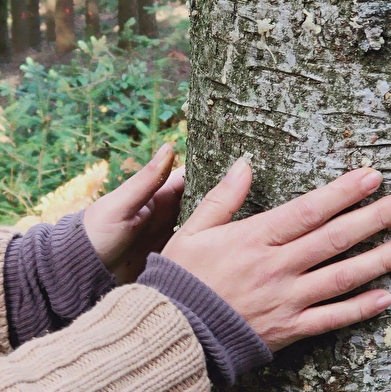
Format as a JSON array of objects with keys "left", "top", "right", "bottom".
[
  {"left": 0, "top": 227, "right": 22, "bottom": 355},
  {"left": 3, "top": 212, "right": 116, "bottom": 348},
  {"left": 137, "top": 253, "right": 273, "bottom": 387},
  {"left": 0, "top": 284, "right": 211, "bottom": 391}
]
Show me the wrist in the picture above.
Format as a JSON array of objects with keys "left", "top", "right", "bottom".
[{"left": 137, "top": 253, "right": 273, "bottom": 386}]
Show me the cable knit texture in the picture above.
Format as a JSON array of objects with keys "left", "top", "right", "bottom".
[
  {"left": 0, "top": 216, "right": 270, "bottom": 390},
  {"left": 138, "top": 253, "right": 273, "bottom": 386},
  {"left": 4, "top": 212, "right": 116, "bottom": 347},
  {"left": 0, "top": 284, "right": 210, "bottom": 391},
  {"left": 0, "top": 227, "right": 22, "bottom": 355}
]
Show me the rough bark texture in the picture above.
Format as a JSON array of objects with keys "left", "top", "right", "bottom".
[
  {"left": 184, "top": 0, "right": 391, "bottom": 390},
  {"left": 0, "top": 0, "right": 10, "bottom": 62}
]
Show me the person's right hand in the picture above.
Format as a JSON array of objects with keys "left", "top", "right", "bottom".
[{"left": 162, "top": 159, "right": 391, "bottom": 352}]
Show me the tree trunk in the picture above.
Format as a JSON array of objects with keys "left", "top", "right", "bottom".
[
  {"left": 85, "top": 0, "right": 100, "bottom": 39},
  {"left": 11, "top": 0, "right": 28, "bottom": 52},
  {"left": 118, "top": 0, "right": 158, "bottom": 49},
  {"left": 0, "top": 0, "right": 11, "bottom": 62},
  {"left": 45, "top": 0, "right": 56, "bottom": 42},
  {"left": 185, "top": 0, "right": 391, "bottom": 390},
  {"left": 27, "top": 0, "right": 40, "bottom": 49},
  {"left": 137, "top": 0, "right": 158, "bottom": 39},
  {"left": 55, "top": 0, "right": 75, "bottom": 53},
  {"left": 117, "top": 0, "right": 137, "bottom": 49}
]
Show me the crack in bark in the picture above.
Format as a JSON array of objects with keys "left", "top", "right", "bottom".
[
  {"left": 319, "top": 111, "right": 386, "bottom": 119},
  {"left": 247, "top": 65, "right": 326, "bottom": 84}
]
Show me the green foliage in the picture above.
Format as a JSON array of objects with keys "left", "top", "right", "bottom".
[{"left": 0, "top": 32, "right": 188, "bottom": 222}]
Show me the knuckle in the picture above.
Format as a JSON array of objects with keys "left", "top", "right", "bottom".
[
  {"left": 329, "top": 183, "right": 355, "bottom": 206},
  {"left": 356, "top": 303, "right": 366, "bottom": 323},
  {"left": 334, "top": 267, "right": 356, "bottom": 294},
  {"left": 262, "top": 220, "right": 287, "bottom": 245},
  {"left": 296, "top": 198, "right": 323, "bottom": 230},
  {"left": 202, "top": 193, "right": 233, "bottom": 218},
  {"left": 202, "top": 194, "right": 224, "bottom": 209},
  {"left": 377, "top": 249, "right": 391, "bottom": 276},
  {"left": 373, "top": 205, "right": 391, "bottom": 230},
  {"left": 326, "top": 312, "right": 343, "bottom": 332},
  {"left": 326, "top": 225, "right": 349, "bottom": 253},
  {"left": 132, "top": 167, "right": 154, "bottom": 189},
  {"left": 294, "top": 313, "right": 323, "bottom": 339}
]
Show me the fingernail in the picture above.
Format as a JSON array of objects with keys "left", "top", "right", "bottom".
[
  {"left": 224, "top": 158, "right": 249, "bottom": 183},
  {"left": 376, "top": 293, "right": 391, "bottom": 311},
  {"left": 150, "top": 144, "right": 171, "bottom": 167},
  {"left": 362, "top": 170, "right": 383, "bottom": 191}
]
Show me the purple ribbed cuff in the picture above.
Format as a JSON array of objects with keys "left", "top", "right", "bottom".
[
  {"left": 137, "top": 253, "right": 273, "bottom": 386},
  {"left": 4, "top": 211, "right": 116, "bottom": 348}
]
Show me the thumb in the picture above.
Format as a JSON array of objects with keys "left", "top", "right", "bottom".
[
  {"left": 181, "top": 158, "right": 252, "bottom": 235},
  {"left": 109, "top": 143, "right": 175, "bottom": 220}
]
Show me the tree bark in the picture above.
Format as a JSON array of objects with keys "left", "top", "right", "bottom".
[
  {"left": 85, "top": 0, "right": 100, "bottom": 39},
  {"left": 0, "top": 0, "right": 11, "bottom": 62},
  {"left": 137, "top": 0, "right": 158, "bottom": 39},
  {"left": 11, "top": 0, "right": 29, "bottom": 52},
  {"left": 27, "top": 0, "right": 41, "bottom": 49},
  {"left": 118, "top": 0, "right": 158, "bottom": 49},
  {"left": 55, "top": 0, "right": 75, "bottom": 53},
  {"left": 117, "top": 0, "right": 137, "bottom": 49},
  {"left": 184, "top": 0, "right": 391, "bottom": 390},
  {"left": 46, "top": 0, "right": 56, "bottom": 42}
]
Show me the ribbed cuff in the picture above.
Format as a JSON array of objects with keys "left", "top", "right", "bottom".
[
  {"left": 137, "top": 253, "right": 273, "bottom": 386},
  {"left": 4, "top": 211, "right": 116, "bottom": 347}
]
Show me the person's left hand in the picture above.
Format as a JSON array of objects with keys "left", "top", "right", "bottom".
[{"left": 84, "top": 144, "right": 184, "bottom": 283}]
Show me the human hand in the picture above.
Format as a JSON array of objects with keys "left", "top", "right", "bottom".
[
  {"left": 162, "top": 159, "right": 391, "bottom": 352},
  {"left": 84, "top": 144, "right": 184, "bottom": 283}
]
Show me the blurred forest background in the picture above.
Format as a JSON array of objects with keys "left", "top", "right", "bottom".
[{"left": 0, "top": 0, "right": 190, "bottom": 227}]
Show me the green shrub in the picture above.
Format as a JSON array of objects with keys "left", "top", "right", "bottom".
[{"left": 0, "top": 34, "right": 188, "bottom": 223}]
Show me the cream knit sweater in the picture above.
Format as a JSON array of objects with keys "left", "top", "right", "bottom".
[{"left": 0, "top": 227, "right": 210, "bottom": 391}]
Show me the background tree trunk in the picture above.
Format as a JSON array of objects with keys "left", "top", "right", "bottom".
[
  {"left": 118, "top": 0, "right": 158, "bottom": 49},
  {"left": 55, "top": 0, "right": 75, "bottom": 53},
  {"left": 27, "top": 0, "right": 41, "bottom": 49},
  {"left": 45, "top": 0, "right": 56, "bottom": 42},
  {"left": 137, "top": 0, "right": 158, "bottom": 39},
  {"left": 11, "top": 0, "right": 28, "bottom": 52},
  {"left": 85, "top": 0, "right": 100, "bottom": 39},
  {"left": 117, "top": 0, "right": 137, "bottom": 49},
  {"left": 0, "top": 0, "right": 11, "bottom": 62},
  {"left": 184, "top": 0, "right": 391, "bottom": 390}
]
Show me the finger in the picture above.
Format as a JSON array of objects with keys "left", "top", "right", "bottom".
[
  {"left": 283, "top": 194, "right": 391, "bottom": 272},
  {"left": 295, "top": 289, "right": 391, "bottom": 340},
  {"left": 296, "top": 240, "right": 391, "bottom": 307},
  {"left": 180, "top": 158, "right": 252, "bottom": 235},
  {"left": 256, "top": 168, "right": 383, "bottom": 246},
  {"left": 165, "top": 165, "right": 185, "bottom": 195},
  {"left": 153, "top": 165, "right": 185, "bottom": 204},
  {"left": 109, "top": 143, "right": 175, "bottom": 220}
]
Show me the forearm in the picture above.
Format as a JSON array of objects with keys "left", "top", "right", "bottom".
[
  {"left": 0, "top": 226, "right": 22, "bottom": 354},
  {"left": 0, "top": 284, "right": 210, "bottom": 391},
  {"left": 137, "top": 253, "right": 273, "bottom": 386},
  {"left": 3, "top": 212, "right": 116, "bottom": 348},
  {"left": 2, "top": 217, "right": 272, "bottom": 388}
]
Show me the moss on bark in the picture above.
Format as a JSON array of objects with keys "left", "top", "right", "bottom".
[{"left": 184, "top": 0, "right": 391, "bottom": 390}]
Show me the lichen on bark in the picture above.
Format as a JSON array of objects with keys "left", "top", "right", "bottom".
[{"left": 183, "top": 0, "right": 391, "bottom": 390}]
